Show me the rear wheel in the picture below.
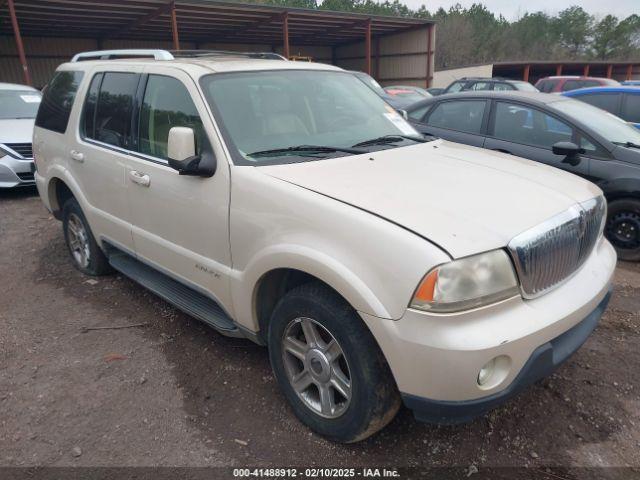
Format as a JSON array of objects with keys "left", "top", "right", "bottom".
[
  {"left": 268, "top": 282, "right": 400, "bottom": 443},
  {"left": 605, "top": 199, "right": 640, "bottom": 262},
  {"left": 62, "top": 198, "right": 113, "bottom": 276}
]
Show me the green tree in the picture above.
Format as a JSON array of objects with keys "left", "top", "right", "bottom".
[
  {"left": 553, "top": 6, "right": 594, "bottom": 58},
  {"left": 254, "top": 0, "right": 640, "bottom": 66},
  {"left": 591, "top": 15, "right": 621, "bottom": 59}
]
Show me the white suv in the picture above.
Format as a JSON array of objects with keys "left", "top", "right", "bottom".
[{"left": 34, "top": 50, "right": 616, "bottom": 443}]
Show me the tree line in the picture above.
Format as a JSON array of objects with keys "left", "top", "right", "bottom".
[{"left": 257, "top": 0, "right": 640, "bottom": 69}]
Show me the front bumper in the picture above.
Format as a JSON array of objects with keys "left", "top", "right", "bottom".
[
  {"left": 402, "top": 289, "right": 611, "bottom": 423},
  {"left": 0, "top": 154, "right": 35, "bottom": 188},
  {"left": 359, "top": 237, "right": 616, "bottom": 422}
]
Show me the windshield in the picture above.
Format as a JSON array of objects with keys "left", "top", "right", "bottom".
[
  {"left": 200, "top": 70, "right": 420, "bottom": 165},
  {"left": 550, "top": 97, "right": 640, "bottom": 146},
  {"left": 0, "top": 89, "right": 41, "bottom": 119},
  {"left": 445, "top": 81, "right": 466, "bottom": 94}
]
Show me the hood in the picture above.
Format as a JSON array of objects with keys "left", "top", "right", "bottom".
[
  {"left": 0, "top": 118, "right": 35, "bottom": 144},
  {"left": 259, "top": 140, "right": 602, "bottom": 258}
]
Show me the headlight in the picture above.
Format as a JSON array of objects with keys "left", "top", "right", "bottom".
[{"left": 410, "top": 249, "right": 520, "bottom": 313}]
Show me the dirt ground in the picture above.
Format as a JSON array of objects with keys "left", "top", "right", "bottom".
[{"left": 1, "top": 188, "right": 639, "bottom": 476}]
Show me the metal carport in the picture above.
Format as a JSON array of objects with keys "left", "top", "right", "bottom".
[{"left": 0, "top": 0, "right": 435, "bottom": 88}]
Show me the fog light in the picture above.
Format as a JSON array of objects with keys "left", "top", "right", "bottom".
[{"left": 478, "top": 359, "right": 496, "bottom": 386}]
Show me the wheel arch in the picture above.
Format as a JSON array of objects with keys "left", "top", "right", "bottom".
[
  {"left": 44, "top": 169, "right": 87, "bottom": 221},
  {"left": 48, "top": 176, "right": 75, "bottom": 219},
  {"left": 599, "top": 178, "right": 640, "bottom": 203},
  {"left": 253, "top": 268, "right": 350, "bottom": 343},
  {"left": 241, "top": 248, "right": 393, "bottom": 342}
]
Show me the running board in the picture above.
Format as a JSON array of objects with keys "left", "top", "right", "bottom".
[{"left": 107, "top": 250, "right": 242, "bottom": 337}]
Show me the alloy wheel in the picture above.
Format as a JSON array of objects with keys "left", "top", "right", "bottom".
[
  {"left": 281, "top": 317, "right": 352, "bottom": 419},
  {"left": 67, "top": 213, "right": 90, "bottom": 269}
]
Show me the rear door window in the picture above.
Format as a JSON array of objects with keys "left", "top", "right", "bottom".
[
  {"left": 426, "top": 100, "right": 487, "bottom": 134},
  {"left": 138, "top": 75, "right": 204, "bottom": 160},
  {"left": 81, "top": 73, "right": 103, "bottom": 138},
  {"left": 87, "top": 72, "right": 139, "bottom": 149},
  {"left": 35, "top": 70, "right": 84, "bottom": 134},
  {"left": 575, "top": 93, "right": 621, "bottom": 116}
]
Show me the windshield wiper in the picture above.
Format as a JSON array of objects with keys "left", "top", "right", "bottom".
[
  {"left": 351, "top": 134, "right": 433, "bottom": 148},
  {"left": 613, "top": 141, "right": 640, "bottom": 149},
  {"left": 247, "top": 145, "right": 366, "bottom": 158}
]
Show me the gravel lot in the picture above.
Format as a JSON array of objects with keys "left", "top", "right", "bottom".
[{"left": 1, "top": 188, "right": 639, "bottom": 475}]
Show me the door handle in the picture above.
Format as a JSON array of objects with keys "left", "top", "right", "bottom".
[
  {"left": 129, "top": 170, "right": 151, "bottom": 187},
  {"left": 70, "top": 150, "right": 84, "bottom": 163}
]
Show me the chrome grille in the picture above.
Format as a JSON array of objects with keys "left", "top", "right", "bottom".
[
  {"left": 508, "top": 196, "right": 606, "bottom": 298},
  {"left": 5, "top": 143, "right": 33, "bottom": 159}
]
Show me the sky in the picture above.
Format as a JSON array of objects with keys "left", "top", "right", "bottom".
[{"left": 402, "top": 0, "right": 639, "bottom": 20}]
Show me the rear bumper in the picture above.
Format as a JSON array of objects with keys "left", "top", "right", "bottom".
[
  {"left": 402, "top": 290, "right": 611, "bottom": 424},
  {"left": 0, "top": 155, "right": 35, "bottom": 188}
]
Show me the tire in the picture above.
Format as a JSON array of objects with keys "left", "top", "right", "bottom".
[
  {"left": 62, "top": 198, "right": 113, "bottom": 276},
  {"left": 605, "top": 198, "right": 640, "bottom": 262},
  {"left": 267, "top": 282, "right": 400, "bottom": 443}
]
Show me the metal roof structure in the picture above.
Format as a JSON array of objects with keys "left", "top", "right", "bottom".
[
  {"left": 492, "top": 60, "right": 639, "bottom": 83},
  {"left": 0, "top": 0, "right": 435, "bottom": 87},
  {"left": 0, "top": 0, "right": 432, "bottom": 45}
]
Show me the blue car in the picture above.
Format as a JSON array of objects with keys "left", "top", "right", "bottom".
[{"left": 563, "top": 86, "right": 640, "bottom": 129}]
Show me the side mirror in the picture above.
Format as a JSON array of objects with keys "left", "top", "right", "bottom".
[
  {"left": 397, "top": 109, "right": 409, "bottom": 120},
  {"left": 552, "top": 141, "right": 584, "bottom": 166},
  {"left": 168, "top": 127, "right": 201, "bottom": 175},
  {"left": 167, "top": 127, "right": 216, "bottom": 177}
]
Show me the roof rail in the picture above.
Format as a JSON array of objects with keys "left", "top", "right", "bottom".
[
  {"left": 71, "top": 49, "right": 175, "bottom": 62},
  {"left": 70, "top": 49, "right": 288, "bottom": 63},
  {"left": 169, "top": 50, "right": 287, "bottom": 60}
]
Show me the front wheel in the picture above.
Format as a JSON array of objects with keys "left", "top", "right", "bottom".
[
  {"left": 268, "top": 282, "right": 400, "bottom": 443},
  {"left": 605, "top": 198, "right": 640, "bottom": 262}
]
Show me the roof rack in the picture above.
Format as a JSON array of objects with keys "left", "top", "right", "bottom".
[
  {"left": 71, "top": 49, "right": 174, "bottom": 62},
  {"left": 70, "top": 49, "right": 287, "bottom": 62},
  {"left": 170, "top": 50, "right": 287, "bottom": 60}
]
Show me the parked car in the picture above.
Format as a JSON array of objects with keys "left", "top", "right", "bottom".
[
  {"left": 426, "top": 87, "right": 445, "bottom": 96},
  {"left": 35, "top": 50, "right": 615, "bottom": 442},
  {"left": 406, "top": 91, "right": 640, "bottom": 260},
  {"left": 384, "top": 85, "right": 432, "bottom": 105},
  {"left": 0, "top": 82, "right": 41, "bottom": 188},
  {"left": 622, "top": 80, "right": 640, "bottom": 86},
  {"left": 562, "top": 86, "right": 640, "bottom": 128},
  {"left": 443, "top": 77, "right": 539, "bottom": 94},
  {"left": 535, "top": 76, "right": 620, "bottom": 93}
]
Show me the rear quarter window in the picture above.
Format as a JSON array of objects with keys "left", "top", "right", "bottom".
[{"left": 35, "top": 70, "right": 84, "bottom": 133}]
